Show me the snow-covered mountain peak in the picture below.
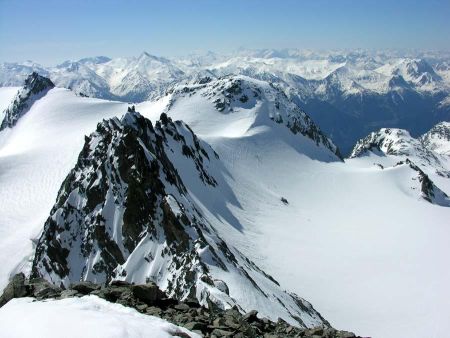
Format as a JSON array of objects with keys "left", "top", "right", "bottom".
[
  {"left": 393, "top": 158, "right": 450, "bottom": 206},
  {"left": 86, "top": 53, "right": 186, "bottom": 102},
  {"left": 134, "top": 52, "right": 184, "bottom": 75},
  {"left": 377, "top": 58, "right": 443, "bottom": 89},
  {"left": 51, "top": 62, "right": 110, "bottom": 99},
  {"left": 77, "top": 56, "right": 112, "bottom": 65},
  {"left": 56, "top": 60, "right": 81, "bottom": 70},
  {"left": 350, "top": 128, "right": 423, "bottom": 158},
  {"left": 349, "top": 127, "right": 450, "bottom": 205},
  {"left": 349, "top": 126, "right": 450, "bottom": 179},
  {"left": 31, "top": 108, "right": 328, "bottom": 327},
  {"left": 138, "top": 51, "right": 169, "bottom": 63},
  {"left": 318, "top": 66, "right": 367, "bottom": 96},
  {"left": 1, "top": 72, "right": 54, "bottom": 130},
  {"left": 164, "top": 75, "right": 342, "bottom": 160},
  {"left": 419, "top": 121, "right": 450, "bottom": 155},
  {"left": 401, "top": 58, "right": 440, "bottom": 79}
]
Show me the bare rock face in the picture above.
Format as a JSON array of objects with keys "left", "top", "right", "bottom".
[
  {"left": 1, "top": 72, "right": 54, "bottom": 130},
  {"left": 30, "top": 110, "right": 328, "bottom": 327},
  {"left": 0, "top": 273, "right": 27, "bottom": 306}
]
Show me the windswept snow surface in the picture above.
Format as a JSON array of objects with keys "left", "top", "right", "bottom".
[
  {"left": 0, "top": 79, "right": 449, "bottom": 338},
  {"left": 0, "top": 296, "right": 200, "bottom": 338}
]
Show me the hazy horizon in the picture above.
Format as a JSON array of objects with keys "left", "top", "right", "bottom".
[
  {"left": 2, "top": 47, "right": 450, "bottom": 68},
  {"left": 1, "top": 0, "right": 449, "bottom": 65}
]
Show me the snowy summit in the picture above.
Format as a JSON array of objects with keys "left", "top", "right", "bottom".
[{"left": 0, "top": 1, "right": 450, "bottom": 337}]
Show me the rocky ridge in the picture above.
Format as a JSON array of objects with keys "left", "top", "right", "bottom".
[
  {"left": 30, "top": 109, "right": 328, "bottom": 327},
  {"left": 0, "top": 72, "right": 54, "bottom": 130},
  {"left": 0, "top": 274, "right": 360, "bottom": 338},
  {"left": 419, "top": 121, "right": 450, "bottom": 155},
  {"left": 394, "top": 159, "right": 450, "bottom": 206},
  {"left": 166, "top": 75, "right": 342, "bottom": 159},
  {"left": 349, "top": 127, "right": 450, "bottom": 178},
  {"left": 350, "top": 128, "right": 436, "bottom": 158},
  {"left": 348, "top": 126, "right": 450, "bottom": 206}
]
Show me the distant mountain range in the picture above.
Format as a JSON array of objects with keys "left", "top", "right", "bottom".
[{"left": 1, "top": 49, "right": 450, "bottom": 153}]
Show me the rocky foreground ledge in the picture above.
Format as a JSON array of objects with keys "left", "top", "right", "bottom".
[{"left": 0, "top": 274, "right": 361, "bottom": 338}]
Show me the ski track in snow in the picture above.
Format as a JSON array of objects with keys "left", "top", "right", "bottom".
[{"left": 0, "top": 84, "right": 449, "bottom": 338}]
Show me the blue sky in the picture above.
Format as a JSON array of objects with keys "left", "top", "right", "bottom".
[{"left": 0, "top": 0, "right": 449, "bottom": 65}]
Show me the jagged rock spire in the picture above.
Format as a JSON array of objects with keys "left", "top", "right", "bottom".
[{"left": 31, "top": 110, "right": 328, "bottom": 327}]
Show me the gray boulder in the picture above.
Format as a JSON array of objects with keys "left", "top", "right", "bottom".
[
  {"left": 131, "top": 282, "right": 165, "bottom": 305},
  {"left": 71, "top": 281, "right": 100, "bottom": 294},
  {"left": 0, "top": 273, "right": 28, "bottom": 307}
]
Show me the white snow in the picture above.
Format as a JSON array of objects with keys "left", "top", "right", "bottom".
[
  {"left": 202, "top": 143, "right": 450, "bottom": 338},
  {"left": 0, "top": 296, "right": 200, "bottom": 338},
  {"left": 420, "top": 121, "right": 450, "bottom": 156},
  {"left": 0, "top": 88, "right": 127, "bottom": 289},
  {"left": 0, "top": 87, "right": 20, "bottom": 120},
  {"left": 137, "top": 81, "right": 450, "bottom": 338},
  {"left": 0, "top": 77, "right": 449, "bottom": 338},
  {"left": 204, "top": 56, "right": 345, "bottom": 80}
]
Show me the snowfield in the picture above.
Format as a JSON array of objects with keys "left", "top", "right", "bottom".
[
  {"left": 139, "top": 77, "right": 450, "bottom": 338},
  {"left": 0, "top": 78, "right": 449, "bottom": 338},
  {"left": 0, "top": 296, "right": 200, "bottom": 338},
  {"left": 0, "top": 87, "right": 19, "bottom": 120}
]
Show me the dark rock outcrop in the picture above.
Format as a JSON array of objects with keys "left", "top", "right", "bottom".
[
  {"left": 395, "top": 159, "right": 450, "bottom": 206},
  {"left": 0, "top": 273, "right": 27, "bottom": 306},
  {"left": 30, "top": 110, "right": 328, "bottom": 327},
  {"left": 0, "top": 72, "right": 54, "bottom": 130}
]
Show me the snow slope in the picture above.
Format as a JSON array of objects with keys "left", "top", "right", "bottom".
[
  {"left": 31, "top": 110, "right": 326, "bottom": 327},
  {"left": 0, "top": 88, "right": 127, "bottom": 290},
  {"left": 0, "top": 74, "right": 449, "bottom": 337},
  {"left": 0, "top": 87, "right": 20, "bottom": 117},
  {"left": 140, "top": 75, "right": 341, "bottom": 161},
  {"left": 0, "top": 296, "right": 200, "bottom": 338},
  {"left": 136, "top": 77, "right": 450, "bottom": 338}
]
